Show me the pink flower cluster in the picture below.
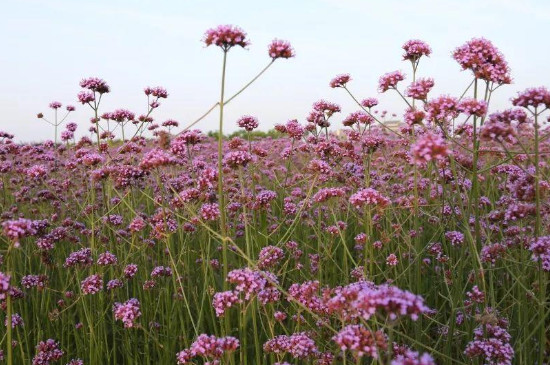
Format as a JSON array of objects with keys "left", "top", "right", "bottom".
[
  {"left": 402, "top": 39, "right": 432, "bottom": 62},
  {"left": 405, "top": 78, "right": 434, "bottom": 100},
  {"left": 511, "top": 86, "right": 550, "bottom": 110},
  {"left": 139, "top": 148, "right": 175, "bottom": 170},
  {"left": 113, "top": 298, "right": 141, "bottom": 328},
  {"left": 457, "top": 98, "right": 488, "bottom": 117},
  {"left": 425, "top": 95, "right": 458, "bottom": 123},
  {"left": 342, "top": 111, "right": 373, "bottom": 127},
  {"left": 223, "top": 150, "right": 253, "bottom": 168},
  {"left": 0, "top": 271, "right": 10, "bottom": 300},
  {"left": 349, "top": 188, "right": 390, "bottom": 209},
  {"left": 453, "top": 38, "right": 511, "bottom": 84},
  {"left": 103, "top": 109, "right": 135, "bottom": 122},
  {"left": 268, "top": 39, "right": 295, "bottom": 59},
  {"left": 332, "top": 325, "right": 387, "bottom": 358},
  {"left": 313, "top": 187, "right": 346, "bottom": 202},
  {"left": 392, "top": 350, "right": 436, "bottom": 365},
  {"left": 263, "top": 332, "right": 319, "bottom": 359},
  {"left": 176, "top": 334, "right": 239, "bottom": 364},
  {"left": 79, "top": 77, "right": 110, "bottom": 94},
  {"left": 236, "top": 115, "right": 259, "bottom": 131},
  {"left": 32, "top": 339, "right": 64, "bottom": 365},
  {"left": 327, "top": 281, "right": 429, "bottom": 321},
  {"left": 464, "top": 321, "right": 514, "bottom": 365},
  {"left": 411, "top": 132, "right": 449, "bottom": 165},
  {"left": 329, "top": 74, "right": 351, "bottom": 88},
  {"left": 378, "top": 71, "right": 405, "bottom": 92},
  {"left": 361, "top": 98, "right": 379, "bottom": 108},
  {"left": 2, "top": 218, "right": 37, "bottom": 244},
  {"left": 529, "top": 236, "right": 550, "bottom": 271},
  {"left": 257, "top": 245, "right": 285, "bottom": 269},
  {"left": 64, "top": 248, "right": 93, "bottom": 268},
  {"left": 200, "top": 203, "right": 220, "bottom": 221},
  {"left": 80, "top": 274, "right": 102, "bottom": 295},
  {"left": 212, "top": 290, "right": 240, "bottom": 317},
  {"left": 203, "top": 25, "right": 249, "bottom": 50},
  {"left": 144, "top": 86, "right": 168, "bottom": 98}
]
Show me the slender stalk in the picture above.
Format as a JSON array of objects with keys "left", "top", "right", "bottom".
[
  {"left": 533, "top": 110, "right": 546, "bottom": 364},
  {"left": 224, "top": 60, "right": 274, "bottom": 105},
  {"left": 54, "top": 108, "right": 58, "bottom": 148},
  {"left": 218, "top": 49, "right": 228, "bottom": 273},
  {"left": 6, "top": 249, "right": 13, "bottom": 365},
  {"left": 217, "top": 50, "right": 232, "bottom": 350},
  {"left": 178, "top": 61, "right": 275, "bottom": 135}
]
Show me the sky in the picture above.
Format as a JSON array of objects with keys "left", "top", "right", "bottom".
[{"left": 2, "top": 0, "right": 550, "bottom": 142}]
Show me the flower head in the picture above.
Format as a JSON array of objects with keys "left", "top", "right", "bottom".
[
  {"left": 113, "top": 298, "right": 141, "bottom": 328},
  {"left": 330, "top": 74, "right": 351, "bottom": 88},
  {"left": 511, "top": 87, "right": 550, "bottom": 110},
  {"left": 80, "top": 77, "right": 110, "bottom": 93},
  {"left": 453, "top": 38, "right": 511, "bottom": 84},
  {"left": 237, "top": 115, "right": 259, "bottom": 131},
  {"left": 77, "top": 91, "right": 95, "bottom": 104},
  {"left": 32, "top": 339, "right": 64, "bottom": 365},
  {"left": 269, "top": 39, "right": 295, "bottom": 59},
  {"left": 406, "top": 78, "right": 434, "bottom": 100},
  {"left": 361, "top": 98, "right": 379, "bottom": 109},
  {"left": 402, "top": 39, "right": 432, "bottom": 62},
  {"left": 411, "top": 132, "right": 449, "bottom": 165},
  {"left": 379, "top": 71, "right": 405, "bottom": 92},
  {"left": 204, "top": 25, "right": 249, "bottom": 50},
  {"left": 457, "top": 98, "right": 488, "bottom": 118}
]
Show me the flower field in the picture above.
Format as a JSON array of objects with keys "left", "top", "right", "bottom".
[{"left": 0, "top": 25, "right": 549, "bottom": 364}]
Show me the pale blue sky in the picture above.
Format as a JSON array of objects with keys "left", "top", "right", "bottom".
[{"left": 2, "top": 0, "right": 549, "bottom": 142}]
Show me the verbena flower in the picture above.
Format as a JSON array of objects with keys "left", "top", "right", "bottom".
[
  {"left": 453, "top": 38, "right": 511, "bottom": 84},
  {"left": 204, "top": 25, "right": 249, "bottom": 50}
]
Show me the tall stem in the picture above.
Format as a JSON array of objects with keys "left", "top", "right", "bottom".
[
  {"left": 218, "top": 49, "right": 228, "bottom": 260},
  {"left": 471, "top": 78, "right": 481, "bottom": 247},
  {"left": 217, "top": 50, "right": 231, "bottom": 344},
  {"left": 534, "top": 110, "right": 546, "bottom": 363},
  {"left": 54, "top": 109, "right": 58, "bottom": 148},
  {"left": 6, "top": 249, "right": 13, "bottom": 365},
  {"left": 534, "top": 111, "right": 541, "bottom": 239}
]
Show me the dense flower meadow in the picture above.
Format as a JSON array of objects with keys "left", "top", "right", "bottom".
[{"left": 0, "top": 25, "right": 549, "bottom": 364}]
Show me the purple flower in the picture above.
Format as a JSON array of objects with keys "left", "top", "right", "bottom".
[
  {"left": 203, "top": 25, "right": 249, "bottom": 50},
  {"left": 212, "top": 291, "right": 240, "bottom": 317},
  {"left": 350, "top": 188, "right": 390, "bottom": 209},
  {"left": 411, "top": 132, "right": 449, "bottom": 165},
  {"left": 2, "top": 218, "right": 36, "bottom": 244},
  {"left": 80, "top": 77, "right": 110, "bottom": 93},
  {"left": 80, "top": 274, "right": 103, "bottom": 295},
  {"left": 453, "top": 38, "right": 511, "bottom": 84},
  {"left": 457, "top": 98, "right": 488, "bottom": 117},
  {"left": 329, "top": 74, "right": 351, "bottom": 88},
  {"left": 268, "top": 39, "right": 295, "bottom": 59},
  {"left": 529, "top": 236, "right": 550, "bottom": 271},
  {"left": 511, "top": 86, "right": 550, "bottom": 110},
  {"left": 77, "top": 91, "right": 95, "bottom": 104},
  {"left": 333, "top": 325, "right": 387, "bottom": 358},
  {"left": 402, "top": 39, "right": 432, "bottom": 62},
  {"left": 361, "top": 97, "right": 379, "bottom": 108},
  {"left": 49, "top": 101, "right": 62, "bottom": 109},
  {"left": 113, "top": 298, "right": 141, "bottom": 328},
  {"left": 405, "top": 78, "right": 434, "bottom": 100},
  {"left": 176, "top": 334, "right": 239, "bottom": 364},
  {"left": 378, "top": 71, "right": 405, "bottom": 92},
  {"left": 32, "top": 339, "right": 64, "bottom": 365},
  {"left": 264, "top": 332, "right": 318, "bottom": 359},
  {"left": 236, "top": 115, "right": 259, "bottom": 131}
]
